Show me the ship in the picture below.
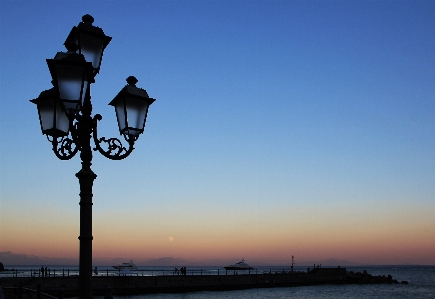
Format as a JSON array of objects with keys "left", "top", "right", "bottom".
[
  {"left": 112, "top": 260, "right": 137, "bottom": 270},
  {"left": 224, "top": 258, "right": 253, "bottom": 270}
]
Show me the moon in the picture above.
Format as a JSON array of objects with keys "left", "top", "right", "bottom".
[{"left": 169, "top": 236, "right": 174, "bottom": 242}]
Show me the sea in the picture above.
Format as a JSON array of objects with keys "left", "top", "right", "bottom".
[{"left": 1, "top": 265, "right": 434, "bottom": 299}]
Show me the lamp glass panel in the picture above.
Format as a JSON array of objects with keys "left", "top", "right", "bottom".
[
  {"left": 125, "top": 96, "right": 149, "bottom": 135},
  {"left": 114, "top": 100, "right": 127, "bottom": 134},
  {"left": 37, "top": 98, "right": 69, "bottom": 136},
  {"left": 78, "top": 33, "right": 104, "bottom": 70},
  {"left": 55, "top": 64, "right": 88, "bottom": 110},
  {"left": 54, "top": 100, "right": 70, "bottom": 134},
  {"left": 38, "top": 98, "right": 56, "bottom": 132}
]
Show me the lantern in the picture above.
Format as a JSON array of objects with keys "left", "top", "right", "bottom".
[
  {"left": 46, "top": 44, "right": 93, "bottom": 115},
  {"left": 64, "top": 14, "right": 112, "bottom": 75},
  {"left": 109, "top": 76, "right": 156, "bottom": 138},
  {"left": 30, "top": 87, "right": 69, "bottom": 137}
]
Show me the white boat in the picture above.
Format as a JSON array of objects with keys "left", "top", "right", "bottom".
[
  {"left": 224, "top": 258, "right": 253, "bottom": 270},
  {"left": 112, "top": 260, "right": 137, "bottom": 270}
]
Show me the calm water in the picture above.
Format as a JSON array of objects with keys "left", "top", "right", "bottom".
[{"left": 2, "top": 265, "right": 434, "bottom": 299}]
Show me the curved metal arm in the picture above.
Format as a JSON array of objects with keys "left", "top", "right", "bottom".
[
  {"left": 50, "top": 113, "right": 80, "bottom": 160},
  {"left": 51, "top": 135, "right": 80, "bottom": 160},
  {"left": 92, "top": 114, "right": 135, "bottom": 160}
]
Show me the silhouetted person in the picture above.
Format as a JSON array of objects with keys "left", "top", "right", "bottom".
[
  {"left": 41, "top": 266, "right": 44, "bottom": 277},
  {"left": 45, "top": 267, "right": 48, "bottom": 277}
]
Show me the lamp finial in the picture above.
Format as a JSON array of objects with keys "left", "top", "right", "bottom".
[
  {"left": 82, "top": 14, "right": 94, "bottom": 24},
  {"left": 126, "top": 76, "right": 138, "bottom": 86}
]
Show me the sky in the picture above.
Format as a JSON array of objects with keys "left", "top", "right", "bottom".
[{"left": 0, "top": 0, "right": 434, "bottom": 267}]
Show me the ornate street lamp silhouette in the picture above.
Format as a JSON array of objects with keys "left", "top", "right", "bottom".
[{"left": 30, "top": 15, "right": 155, "bottom": 299}]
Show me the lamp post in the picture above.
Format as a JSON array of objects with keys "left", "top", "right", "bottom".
[{"left": 30, "top": 15, "right": 155, "bottom": 299}]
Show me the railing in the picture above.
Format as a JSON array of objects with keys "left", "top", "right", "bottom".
[{"left": 0, "top": 267, "right": 302, "bottom": 278}]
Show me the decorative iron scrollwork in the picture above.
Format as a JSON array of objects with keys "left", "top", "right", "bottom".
[
  {"left": 92, "top": 114, "right": 134, "bottom": 160},
  {"left": 52, "top": 136, "right": 79, "bottom": 160}
]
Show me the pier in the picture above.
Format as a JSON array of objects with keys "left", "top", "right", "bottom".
[{"left": 0, "top": 267, "right": 406, "bottom": 298}]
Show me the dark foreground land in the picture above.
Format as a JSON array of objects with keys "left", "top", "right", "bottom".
[{"left": 1, "top": 268, "right": 407, "bottom": 298}]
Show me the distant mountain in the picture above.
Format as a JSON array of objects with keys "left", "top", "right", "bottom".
[
  {"left": 0, "top": 252, "right": 194, "bottom": 267},
  {"left": 0, "top": 251, "right": 77, "bottom": 266},
  {"left": 0, "top": 251, "right": 361, "bottom": 268}
]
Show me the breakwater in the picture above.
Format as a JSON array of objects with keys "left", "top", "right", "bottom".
[{"left": 0, "top": 268, "right": 407, "bottom": 298}]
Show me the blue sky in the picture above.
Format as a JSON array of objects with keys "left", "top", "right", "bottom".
[{"left": 1, "top": 0, "right": 434, "bottom": 265}]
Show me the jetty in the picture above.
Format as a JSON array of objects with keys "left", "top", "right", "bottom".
[{"left": 0, "top": 267, "right": 407, "bottom": 298}]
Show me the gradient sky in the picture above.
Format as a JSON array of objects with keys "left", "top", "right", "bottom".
[{"left": 0, "top": 0, "right": 434, "bottom": 266}]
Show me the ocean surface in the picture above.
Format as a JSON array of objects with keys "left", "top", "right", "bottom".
[{"left": 2, "top": 265, "right": 434, "bottom": 299}]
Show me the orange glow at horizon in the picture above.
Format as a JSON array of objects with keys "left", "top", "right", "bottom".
[{"left": 2, "top": 197, "right": 434, "bottom": 265}]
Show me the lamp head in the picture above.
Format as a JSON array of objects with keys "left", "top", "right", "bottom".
[
  {"left": 109, "top": 76, "right": 156, "bottom": 140},
  {"left": 64, "top": 14, "right": 112, "bottom": 75},
  {"left": 46, "top": 50, "right": 93, "bottom": 115},
  {"left": 30, "top": 87, "right": 69, "bottom": 137}
]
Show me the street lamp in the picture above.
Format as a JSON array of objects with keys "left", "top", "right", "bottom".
[{"left": 30, "top": 15, "right": 156, "bottom": 299}]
